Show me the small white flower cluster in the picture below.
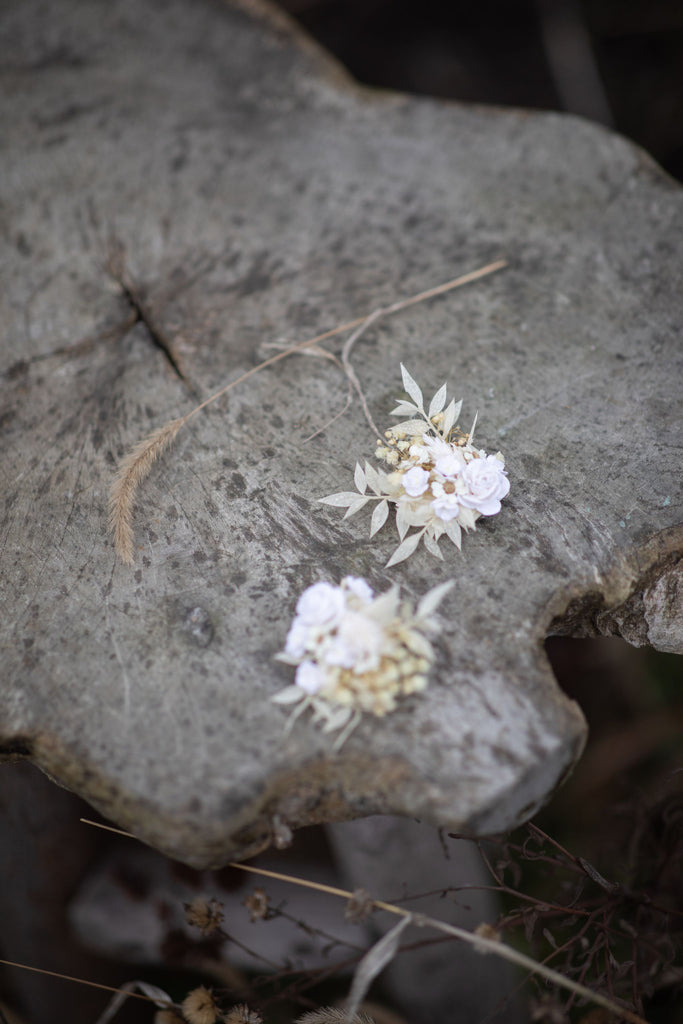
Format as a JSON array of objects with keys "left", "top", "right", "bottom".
[
  {"left": 321, "top": 365, "right": 510, "bottom": 565},
  {"left": 272, "top": 576, "right": 453, "bottom": 748}
]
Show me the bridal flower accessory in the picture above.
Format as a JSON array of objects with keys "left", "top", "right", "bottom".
[
  {"left": 321, "top": 365, "right": 510, "bottom": 566},
  {"left": 272, "top": 576, "right": 453, "bottom": 748}
]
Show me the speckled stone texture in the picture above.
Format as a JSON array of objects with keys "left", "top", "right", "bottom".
[{"left": 0, "top": 0, "right": 680, "bottom": 867}]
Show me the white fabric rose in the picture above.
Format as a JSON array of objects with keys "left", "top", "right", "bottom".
[
  {"left": 284, "top": 618, "right": 310, "bottom": 658},
  {"left": 295, "top": 661, "right": 324, "bottom": 694},
  {"left": 459, "top": 455, "right": 510, "bottom": 515},
  {"left": 434, "top": 451, "right": 465, "bottom": 477},
  {"left": 295, "top": 581, "right": 346, "bottom": 626},
  {"left": 323, "top": 611, "right": 384, "bottom": 673},
  {"left": 401, "top": 465, "right": 430, "bottom": 497},
  {"left": 342, "top": 576, "right": 374, "bottom": 603}
]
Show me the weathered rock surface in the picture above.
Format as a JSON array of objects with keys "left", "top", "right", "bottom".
[{"left": 0, "top": 0, "right": 681, "bottom": 867}]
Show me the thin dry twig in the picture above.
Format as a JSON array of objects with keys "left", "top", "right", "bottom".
[
  {"left": 79, "top": 818, "right": 651, "bottom": 1024},
  {"left": 0, "top": 958, "right": 171, "bottom": 1008},
  {"left": 108, "top": 259, "right": 506, "bottom": 563}
]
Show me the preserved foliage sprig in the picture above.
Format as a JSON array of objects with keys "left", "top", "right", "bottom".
[{"left": 321, "top": 365, "right": 510, "bottom": 566}]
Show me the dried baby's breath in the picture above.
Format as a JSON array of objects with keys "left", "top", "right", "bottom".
[
  {"left": 273, "top": 576, "right": 453, "bottom": 748},
  {"left": 321, "top": 365, "right": 510, "bottom": 565}
]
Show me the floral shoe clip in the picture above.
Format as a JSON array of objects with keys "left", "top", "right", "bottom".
[
  {"left": 321, "top": 365, "right": 510, "bottom": 565},
  {"left": 272, "top": 576, "right": 453, "bottom": 748}
]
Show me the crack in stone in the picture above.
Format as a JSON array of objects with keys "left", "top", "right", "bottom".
[{"left": 116, "top": 273, "right": 191, "bottom": 388}]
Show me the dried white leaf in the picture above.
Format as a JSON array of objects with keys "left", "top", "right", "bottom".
[
  {"left": 344, "top": 496, "right": 370, "bottom": 518},
  {"left": 416, "top": 579, "right": 455, "bottom": 620},
  {"left": 370, "top": 499, "right": 389, "bottom": 537},
  {"left": 271, "top": 686, "right": 305, "bottom": 705},
  {"left": 363, "top": 461, "right": 383, "bottom": 495},
  {"left": 395, "top": 501, "right": 412, "bottom": 540},
  {"left": 322, "top": 706, "right": 353, "bottom": 732},
  {"left": 428, "top": 382, "right": 448, "bottom": 419},
  {"left": 423, "top": 532, "right": 443, "bottom": 559},
  {"left": 400, "top": 363, "right": 424, "bottom": 411},
  {"left": 367, "top": 586, "right": 400, "bottom": 620},
  {"left": 274, "top": 652, "right": 300, "bottom": 665},
  {"left": 390, "top": 401, "right": 419, "bottom": 417},
  {"left": 405, "top": 631, "right": 435, "bottom": 660},
  {"left": 469, "top": 409, "right": 479, "bottom": 443},
  {"left": 458, "top": 506, "right": 478, "bottom": 531},
  {"left": 94, "top": 981, "right": 173, "bottom": 1024},
  {"left": 442, "top": 397, "right": 462, "bottom": 436},
  {"left": 319, "top": 492, "right": 364, "bottom": 507},
  {"left": 390, "top": 418, "right": 428, "bottom": 436},
  {"left": 354, "top": 463, "right": 367, "bottom": 494},
  {"left": 346, "top": 915, "right": 413, "bottom": 1021},
  {"left": 386, "top": 531, "right": 422, "bottom": 567},
  {"left": 445, "top": 518, "right": 462, "bottom": 548}
]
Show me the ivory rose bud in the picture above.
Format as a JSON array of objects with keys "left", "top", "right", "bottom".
[
  {"left": 459, "top": 455, "right": 509, "bottom": 516},
  {"left": 295, "top": 581, "right": 345, "bottom": 626},
  {"left": 402, "top": 466, "right": 430, "bottom": 497},
  {"left": 295, "top": 661, "right": 324, "bottom": 694}
]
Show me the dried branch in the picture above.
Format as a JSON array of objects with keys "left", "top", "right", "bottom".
[{"left": 80, "top": 818, "right": 652, "bottom": 1024}]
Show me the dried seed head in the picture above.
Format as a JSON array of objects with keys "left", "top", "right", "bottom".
[
  {"left": 223, "top": 1005, "right": 263, "bottom": 1024},
  {"left": 181, "top": 986, "right": 220, "bottom": 1024},
  {"left": 155, "top": 1013, "right": 185, "bottom": 1024},
  {"left": 243, "top": 887, "right": 269, "bottom": 922},
  {"left": 184, "top": 896, "right": 224, "bottom": 936},
  {"left": 474, "top": 921, "right": 501, "bottom": 946},
  {"left": 344, "top": 888, "right": 375, "bottom": 924}
]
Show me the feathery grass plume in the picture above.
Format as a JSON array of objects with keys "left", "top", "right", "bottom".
[
  {"left": 108, "top": 259, "right": 506, "bottom": 563},
  {"left": 109, "top": 417, "right": 185, "bottom": 564}
]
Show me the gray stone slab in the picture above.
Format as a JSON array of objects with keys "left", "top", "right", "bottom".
[{"left": 0, "top": 0, "right": 681, "bottom": 867}]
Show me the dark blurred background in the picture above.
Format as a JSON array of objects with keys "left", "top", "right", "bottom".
[{"left": 274, "top": 0, "right": 683, "bottom": 182}]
